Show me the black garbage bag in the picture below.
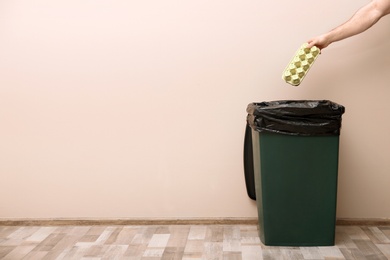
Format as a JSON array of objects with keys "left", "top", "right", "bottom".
[{"left": 246, "top": 100, "right": 345, "bottom": 136}]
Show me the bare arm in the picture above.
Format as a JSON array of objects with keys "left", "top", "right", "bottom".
[{"left": 307, "top": 0, "right": 390, "bottom": 49}]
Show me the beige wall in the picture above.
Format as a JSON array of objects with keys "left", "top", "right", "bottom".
[{"left": 1, "top": 0, "right": 390, "bottom": 219}]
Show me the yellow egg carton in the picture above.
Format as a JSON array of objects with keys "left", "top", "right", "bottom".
[{"left": 282, "top": 43, "right": 320, "bottom": 86}]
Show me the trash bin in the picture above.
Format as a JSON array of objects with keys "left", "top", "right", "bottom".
[{"left": 246, "top": 100, "right": 345, "bottom": 246}]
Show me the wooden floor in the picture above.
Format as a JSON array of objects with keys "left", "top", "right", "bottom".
[{"left": 1, "top": 224, "right": 390, "bottom": 259}]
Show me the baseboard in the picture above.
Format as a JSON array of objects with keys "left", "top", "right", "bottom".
[
  {"left": 0, "top": 218, "right": 259, "bottom": 226},
  {"left": 1, "top": 218, "right": 390, "bottom": 226},
  {"left": 336, "top": 218, "right": 390, "bottom": 226}
]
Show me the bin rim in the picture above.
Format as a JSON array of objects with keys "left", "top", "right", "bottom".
[{"left": 246, "top": 100, "right": 345, "bottom": 136}]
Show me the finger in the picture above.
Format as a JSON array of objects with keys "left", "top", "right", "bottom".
[{"left": 306, "top": 41, "right": 314, "bottom": 48}]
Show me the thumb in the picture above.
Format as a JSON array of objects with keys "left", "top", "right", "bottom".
[{"left": 306, "top": 40, "right": 315, "bottom": 49}]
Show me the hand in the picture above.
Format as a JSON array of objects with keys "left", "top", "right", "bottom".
[{"left": 307, "top": 34, "right": 331, "bottom": 50}]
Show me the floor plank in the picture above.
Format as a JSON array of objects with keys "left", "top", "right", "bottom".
[{"left": 1, "top": 224, "right": 390, "bottom": 259}]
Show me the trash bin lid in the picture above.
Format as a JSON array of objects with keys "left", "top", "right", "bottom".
[{"left": 247, "top": 100, "right": 345, "bottom": 136}]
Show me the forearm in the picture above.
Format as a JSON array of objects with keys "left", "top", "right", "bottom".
[
  {"left": 325, "top": 2, "right": 383, "bottom": 44},
  {"left": 307, "top": 0, "right": 390, "bottom": 49}
]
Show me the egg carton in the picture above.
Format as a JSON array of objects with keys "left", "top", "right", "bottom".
[{"left": 282, "top": 43, "right": 320, "bottom": 86}]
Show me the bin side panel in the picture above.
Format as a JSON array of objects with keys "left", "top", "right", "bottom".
[
  {"left": 251, "top": 129, "right": 265, "bottom": 242},
  {"left": 244, "top": 123, "right": 256, "bottom": 200},
  {"left": 259, "top": 132, "right": 339, "bottom": 246}
]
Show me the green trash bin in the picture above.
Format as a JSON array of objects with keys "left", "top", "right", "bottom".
[{"left": 246, "top": 100, "right": 345, "bottom": 246}]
